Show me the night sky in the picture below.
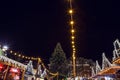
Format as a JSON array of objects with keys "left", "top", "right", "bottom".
[{"left": 0, "top": 0, "right": 120, "bottom": 63}]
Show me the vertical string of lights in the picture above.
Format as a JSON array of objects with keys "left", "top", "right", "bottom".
[{"left": 68, "top": 0, "right": 76, "bottom": 77}]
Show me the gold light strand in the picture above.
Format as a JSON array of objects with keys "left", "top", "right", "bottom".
[
  {"left": 9, "top": 49, "right": 58, "bottom": 76},
  {"left": 41, "top": 61, "right": 58, "bottom": 76},
  {"left": 9, "top": 50, "right": 38, "bottom": 60},
  {"left": 68, "top": 0, "right": 76, "bottom": 77}
]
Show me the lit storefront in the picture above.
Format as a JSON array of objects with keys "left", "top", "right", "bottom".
[
  {"left": 93, "top": 66, "right": 120, "bottom": 80},
  {"left": 92, "top": 58, "right": 120, "bottom": 80},
  {"left": 0, "top": 55, "right": 26, "bottom": 80}
]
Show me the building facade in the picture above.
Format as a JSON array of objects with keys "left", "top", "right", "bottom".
[{"left": 68, "top": 57, "right": 94, "bottom": 79}]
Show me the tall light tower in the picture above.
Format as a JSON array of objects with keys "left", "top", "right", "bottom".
[{"left": 68, "top": 0, "right": 76, "bottom": 77}]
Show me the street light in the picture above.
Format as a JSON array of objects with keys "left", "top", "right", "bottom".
[{"left": 2, "top": 46, "right": 8, "bottom": 51}]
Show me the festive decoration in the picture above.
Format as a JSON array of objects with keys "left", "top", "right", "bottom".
[
  {"left": 68, "top": 0, "right": 76, "bottom": 77},
  {"left": 0, "top": 47, "right": 26, "bottom": 80},
  {"left": 49, "top": 43, "right": 68, "bottom": 79},
  {"left": 8, "top": 49, "right": 58, "bottom": 77},
  {"left": 91, "top": 67, "right": 95, "bottom": 77},
  {"left": 26, "top": 60, "right": 34, "bottom": 75},
  {"left": 9, "top": 50, "right": 39, "bottom": 61},
  {"left": 92, "top": 39, "right": 120, "bottom": 79},
  {"left": 36, "top": 64, "right": 42, "bottom": 77},
  {"left": 0, "top": 44, "right": 59, "bottom": 79},
  {"left": 102, "top": 53, "right": 112, "bottom": 70},
  {"left": 113, "top": 39, "right": 120, "bottom": 51},
  {"left": 112, "top": 39, "right": 120, "bottom": 61},
  {"left": 0, "top": 55, "right": 27, "bottom": 69},
  {"left": 113, "top": 50, "right": 119, "bottom": 61},
  {"left": 41, "top": 69, "right": 47, "bottom": 78},
  {"left": 96, "top": 60, "right": 101, "bottom": 74}
]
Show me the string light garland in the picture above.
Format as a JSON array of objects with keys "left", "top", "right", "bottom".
[
  {"left": 68, "top": 0, "right": 76, "bottom": 77},
  {"left": 9, "top": 50, "right": 39, "bottom": 60},
  {"left": 41, "top": 62, "right": 58, "bottom": 76},
  {"left": 8, "top": 50, "right": 58, "bottom": 76}
]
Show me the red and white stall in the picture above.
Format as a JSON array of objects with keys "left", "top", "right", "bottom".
[{"left": 0, "top": 55, "right": 27, "bottom": 80}]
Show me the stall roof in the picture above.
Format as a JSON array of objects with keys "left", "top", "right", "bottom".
[
  {"left": 0, "top": 55, "right": 27, "bottom": 69},
  {"left": 92, "top": 66, "right": 120, "bottom": 78},
  {"left": 113, "top": 58, "right": 120, "bottom": 64},
  {"left": 98, "top": 66, "right": 120, "bottom": 75}
]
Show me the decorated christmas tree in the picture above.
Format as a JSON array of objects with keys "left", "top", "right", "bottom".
[{"left": 49, "top": 43, "right": 68, "bottom": 79}]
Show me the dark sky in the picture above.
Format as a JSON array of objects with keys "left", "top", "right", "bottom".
[{"left": 0, "top": 0, "right": 120, "bottom": 63}]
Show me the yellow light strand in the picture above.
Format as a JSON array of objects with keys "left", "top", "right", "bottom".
[
  {"left": 70, "top": 20, "right": 74, "bottom": 25},
  {"left": 71, "top": 29, "right": 75, "bottom": 33},
  {"left": 68, "top": 0, "right": 76, "bottom": 77},
  {"left": 40, "top": 60, "right": 58, "bottom": 76},
  {"left": 8, "top": 50, "right": 39, "bottom": 61},
  {"left": 7, "top": 49, "right": 57, "bottom": 76},
  {"left": 69, "top": 9, "right": 73, "bottom": 14}
]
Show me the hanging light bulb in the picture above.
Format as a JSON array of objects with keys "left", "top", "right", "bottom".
[
  {"left": 71, "top": 29, "right": 75, "bottom": 33},
  {"left": 70, "top": 20, "right": 74, "bottom": 25},
  {"left": 14, "top": 53, "right": 17, "bottom": 55},
  {"left": 71, "top": 36, "right": 75, "bottom": 39},
  {"left": 69, "top": 9, "right": 73, "bottom": 14},
  {"left": 72, "top": 41, "right": 75, "bottom": 44}
]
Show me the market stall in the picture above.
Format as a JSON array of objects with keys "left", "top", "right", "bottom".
[{"left": 0, "top": 55, "right": 27, "bottom": 80}]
